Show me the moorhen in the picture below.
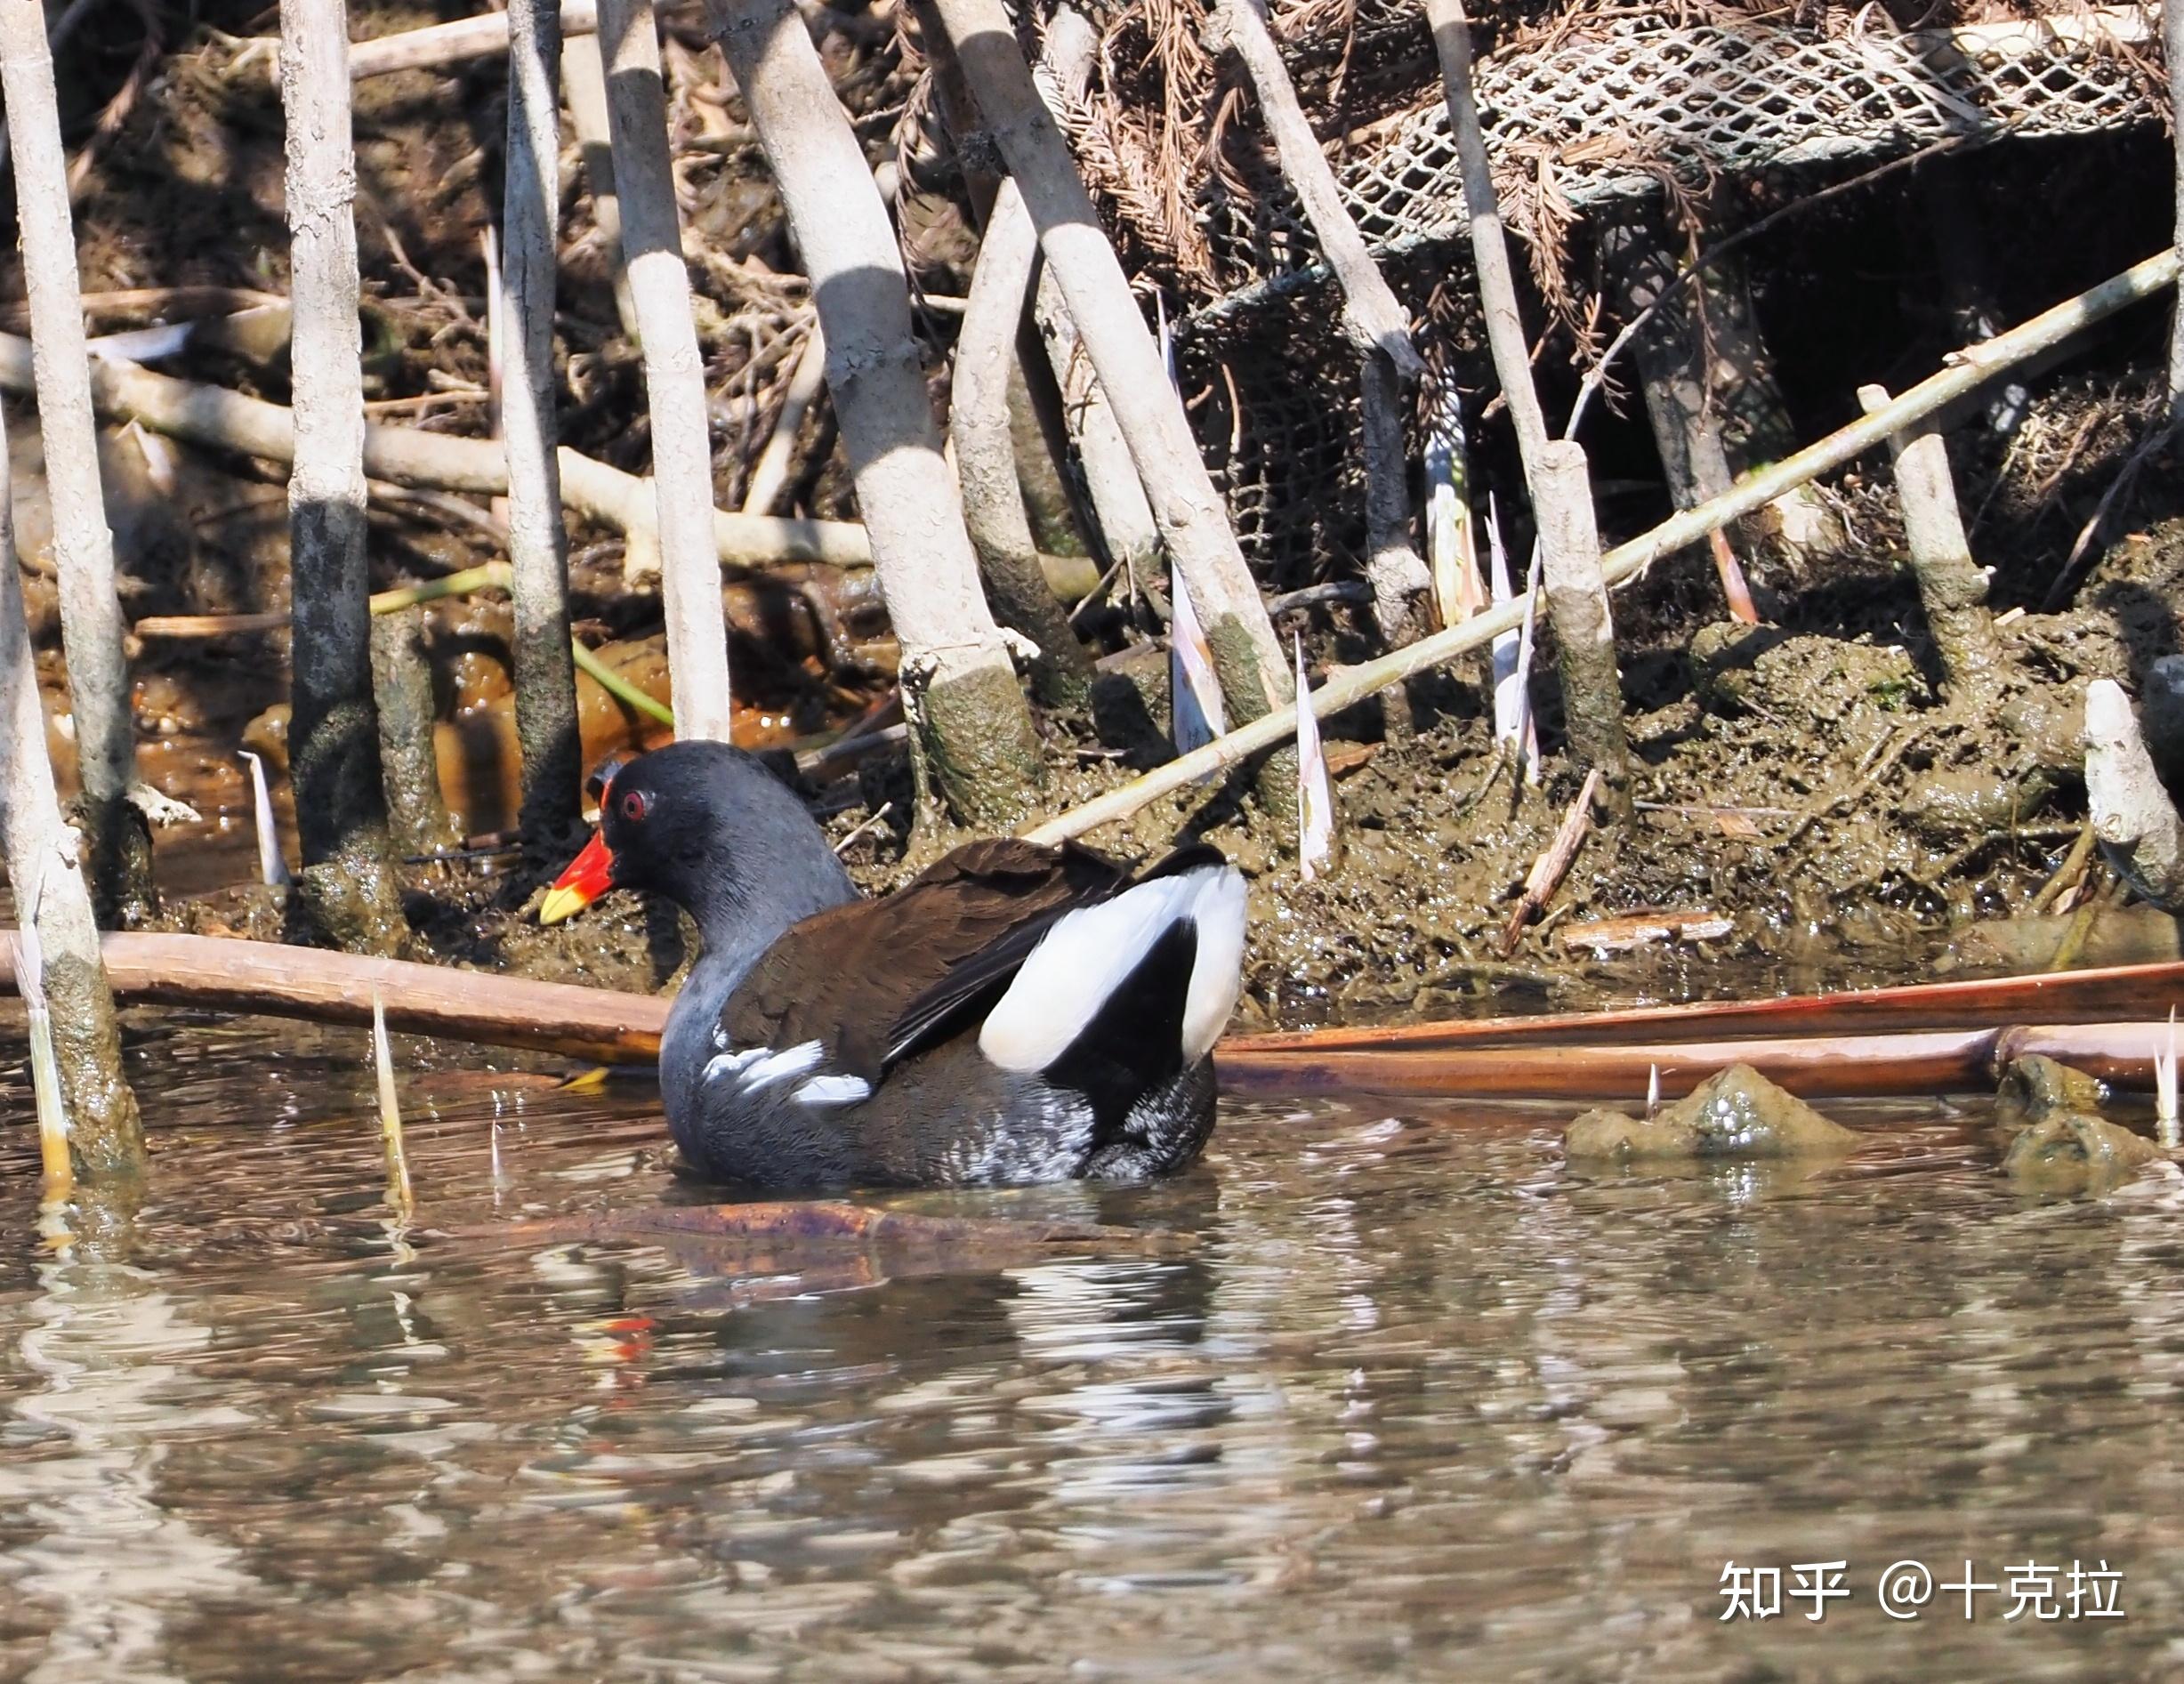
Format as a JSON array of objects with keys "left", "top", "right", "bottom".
[{"left": 537, "top": 742, "right": 1246, "bottom": 1190}]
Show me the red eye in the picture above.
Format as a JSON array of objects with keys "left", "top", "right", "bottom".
[{"left": 619, "top": 788, "right": 651, "bottom": 823}]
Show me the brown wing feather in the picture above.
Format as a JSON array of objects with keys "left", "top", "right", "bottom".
[{"left": 719, "top": 839, "right": 1129, "bottom": 1080}]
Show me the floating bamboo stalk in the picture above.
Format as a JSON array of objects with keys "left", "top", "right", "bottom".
[
  {"left": 951, "top": 176, "right": 1095, "bottom": 707},
  {"left": 930, "top": 0, "right": 1294, "bottom": 747},
  {"left": 0, "top": 332, "right": 871, "bottom": 569},
  {"left": 0, "top": 0, "right": 154, "bottom": 923},
  {"left": 597, "top": 0, "right": 735, "bottom": 744},
  {"left": 1020, "top": 246, "right": 2180, "bottom": 846},
  {"left": 0, "top": 397, "right": 141, "bottom": 1180},
  {"left": 709, "top": 0, "right": 1044, "bottom": 826},
  {"left": 7, "top": 928, "right": 2177, "bottom": 1105},
  {"left": 12, "top": 928, "right": 2183, "bottom": 1068},
  {"left": 504, "top": 0, "right": 584, "bottom": 842},
  {"left": 0, "top": 931, "right": 671, "bottom": 1062},
  {"left": 1216, "top": 1021, "right": 2184, "bottom": 1101},
  {"left": 1245, "top": 956, "right": 2184, "bottom": 1053},
  {"left": 1857, "top": 383, "right": 2005, "bottom": 703},
  {"left": 280, "top": 0, "right": 407, "bottom": 951}
]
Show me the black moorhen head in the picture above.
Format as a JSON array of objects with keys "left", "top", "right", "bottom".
[
  {"left": 538, "top": 741, "right": 856, "bottom": 946},
  {"left": 537, "top": 741, "right": 1245, "bottom": 1193}
]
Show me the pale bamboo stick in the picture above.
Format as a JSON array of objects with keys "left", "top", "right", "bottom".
[
  {"left": 504, "top": 0, "right": 584, "bottom": 837},
  {"left": 596, "top": 0, "right": 735, "bottom": 743},
  {"left": 0, "top": 0, "right": 152, "bottom": 921},
  {"left": 710, "top": 0, "right": 1045, "bottom": 825},
  {"left": 0, "top": 395, "right": 141, "bottom": 1181},
  {"left": 279, "top": 0, "right": 405, "bottom": 945},
  {"left": 930, "top": 0, "right": 1293, "bottom": 733}
]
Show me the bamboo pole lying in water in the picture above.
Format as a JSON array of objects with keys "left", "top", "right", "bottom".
[
  {"left": 0, "top": 936, "right": 2176, "bottom": 1098},
  {"left": 1238, "top": 958, "right": 2184, "bottom": 1052},
  {"left": 0, "top": 932, "right": 670, "bottom": 1064},
  {"left": 1214, "top": 1022, "right": 2178, "bottom": 1101}
]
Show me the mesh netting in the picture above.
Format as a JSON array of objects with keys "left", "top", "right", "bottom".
[
  {"left": 1204, "top": 9, "right": 2158, "bottom": 300},
  {"left": 1174, "top": 6, "right": 2160, "bottom": 583}
]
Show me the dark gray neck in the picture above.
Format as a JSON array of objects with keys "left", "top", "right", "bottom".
[{"left": 657, "top": 850, "right": 856, "bottom": 1110}]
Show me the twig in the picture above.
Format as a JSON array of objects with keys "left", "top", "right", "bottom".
[
  {"left": 739, "top": 316, "right": 824, "bottom": 515},
  {"left": 1499, "top": 767, "right": 1600, "bottom": 956},
  {"left": 573, "top": 638, "right": 674, "bottom": 728},
  {"left": 2041, "top": 418, "right": 2172, "bottom": 611},
  {"left": 2047, "top": 883, "right": 2108, "bottom": 972},
  {"left": 237, "top": 749, "right": 291, "bottom": 886},
  {"left": 1781, "top": 724, "right": 1928, "bottom": 850},
  {"left": 372, "top": 990, "right": 415, "bottom": 1221},
  {"left": 2029, "top": 818, "right": 2099, "bottom": 915},
  {"left": 230, "top": 0, "right": 600, "bottom": 80},
  {"left": 831, "top": 799, "right": 894, "bottom": 855}
]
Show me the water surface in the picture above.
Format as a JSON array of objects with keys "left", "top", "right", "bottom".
[{"left": 2, "top": 1022, "right": 2180, "bottom": 1681}]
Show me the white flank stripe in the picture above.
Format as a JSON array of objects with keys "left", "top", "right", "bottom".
[
  {"left": 1181, "top": 866, "right": 1246, "bottom": 1064},
  {"left": 979, "top": 865, "right": 1247, "bottom": 1074}
]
